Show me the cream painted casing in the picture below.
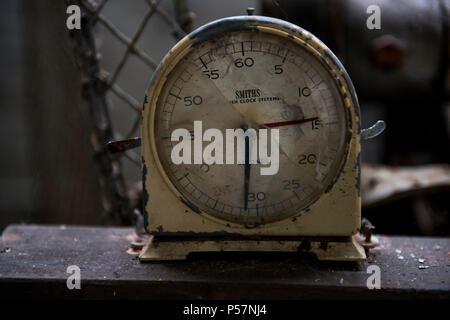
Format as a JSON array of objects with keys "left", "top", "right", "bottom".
[{"left": 141, "top": 16, "right": 361, "bottom": 238}]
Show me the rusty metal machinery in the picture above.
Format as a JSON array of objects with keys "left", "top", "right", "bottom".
[{"left": 263, "top": 0, "right": 450, "bottom": 101}]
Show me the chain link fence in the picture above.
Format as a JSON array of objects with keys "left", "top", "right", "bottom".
[{"left": 68, "top": 0, "right": 194, "bottom": 224}]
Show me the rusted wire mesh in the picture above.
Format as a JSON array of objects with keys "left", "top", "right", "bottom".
[{"left": 68, "top": 0, "right": 193, "bottom": 224}]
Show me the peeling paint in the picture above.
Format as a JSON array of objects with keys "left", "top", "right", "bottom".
[
  {"left": 152, "top": 226, "right": 241, "bottom": 237},
  {"left": 320, "top": 56, "right": 333, "bottom": 70},
  {"left": 142, "top": 157, "right": 149, "bottom": 229},
  {"left": 142, "top": 94, "right": 148, "bottom": 112},
  {"left": 180, "top": 197, "right": 201, "bottom": 214},
  {"left": 354, "top": 152, "right": 361, "bottom": 197},
  {"left": 189, "top": 17, "right": 257, "bottom": 47}
]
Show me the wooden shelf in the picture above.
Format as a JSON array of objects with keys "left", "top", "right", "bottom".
[{"left": 0, "top": 225, "right": 448, "bottom": 299}]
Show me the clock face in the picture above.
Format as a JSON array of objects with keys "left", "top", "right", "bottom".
[{"left": 150, "top": 27, "right": 348, "bottom": 227}]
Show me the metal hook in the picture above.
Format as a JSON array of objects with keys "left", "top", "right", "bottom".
[
  {"left": 106, "top": 137, "right": 141, "bottom": 154},
  {"left": 361, "top": 120, "right": 386, "bottom": 140}
]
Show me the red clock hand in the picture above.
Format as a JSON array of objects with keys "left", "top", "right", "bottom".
[{"left": 263, "top": 116, "right": 319, "bottom": 128}]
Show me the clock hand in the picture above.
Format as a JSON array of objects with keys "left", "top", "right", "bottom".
[
  {"left": 243, "top": 126, "right": 251, "bottom": 211},
  {"left": 262, "top": 116, "right": 318, "bottom": 128}
]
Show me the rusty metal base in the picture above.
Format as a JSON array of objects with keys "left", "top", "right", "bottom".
[{"left": 139, "top": 235, "right": 366, "bottom": 261}]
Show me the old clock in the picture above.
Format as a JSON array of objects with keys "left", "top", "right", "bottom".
[{"left": 140, "top": 14, "right": 367, "bottom": 261}]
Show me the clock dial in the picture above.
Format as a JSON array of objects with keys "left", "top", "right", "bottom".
[{"left": 152, "top": 30, "right": 347, "bottom": 226}]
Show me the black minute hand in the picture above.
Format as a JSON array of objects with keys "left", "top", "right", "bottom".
[{"left": 243, "top": 127, "right": 251, "bottom": 211}]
